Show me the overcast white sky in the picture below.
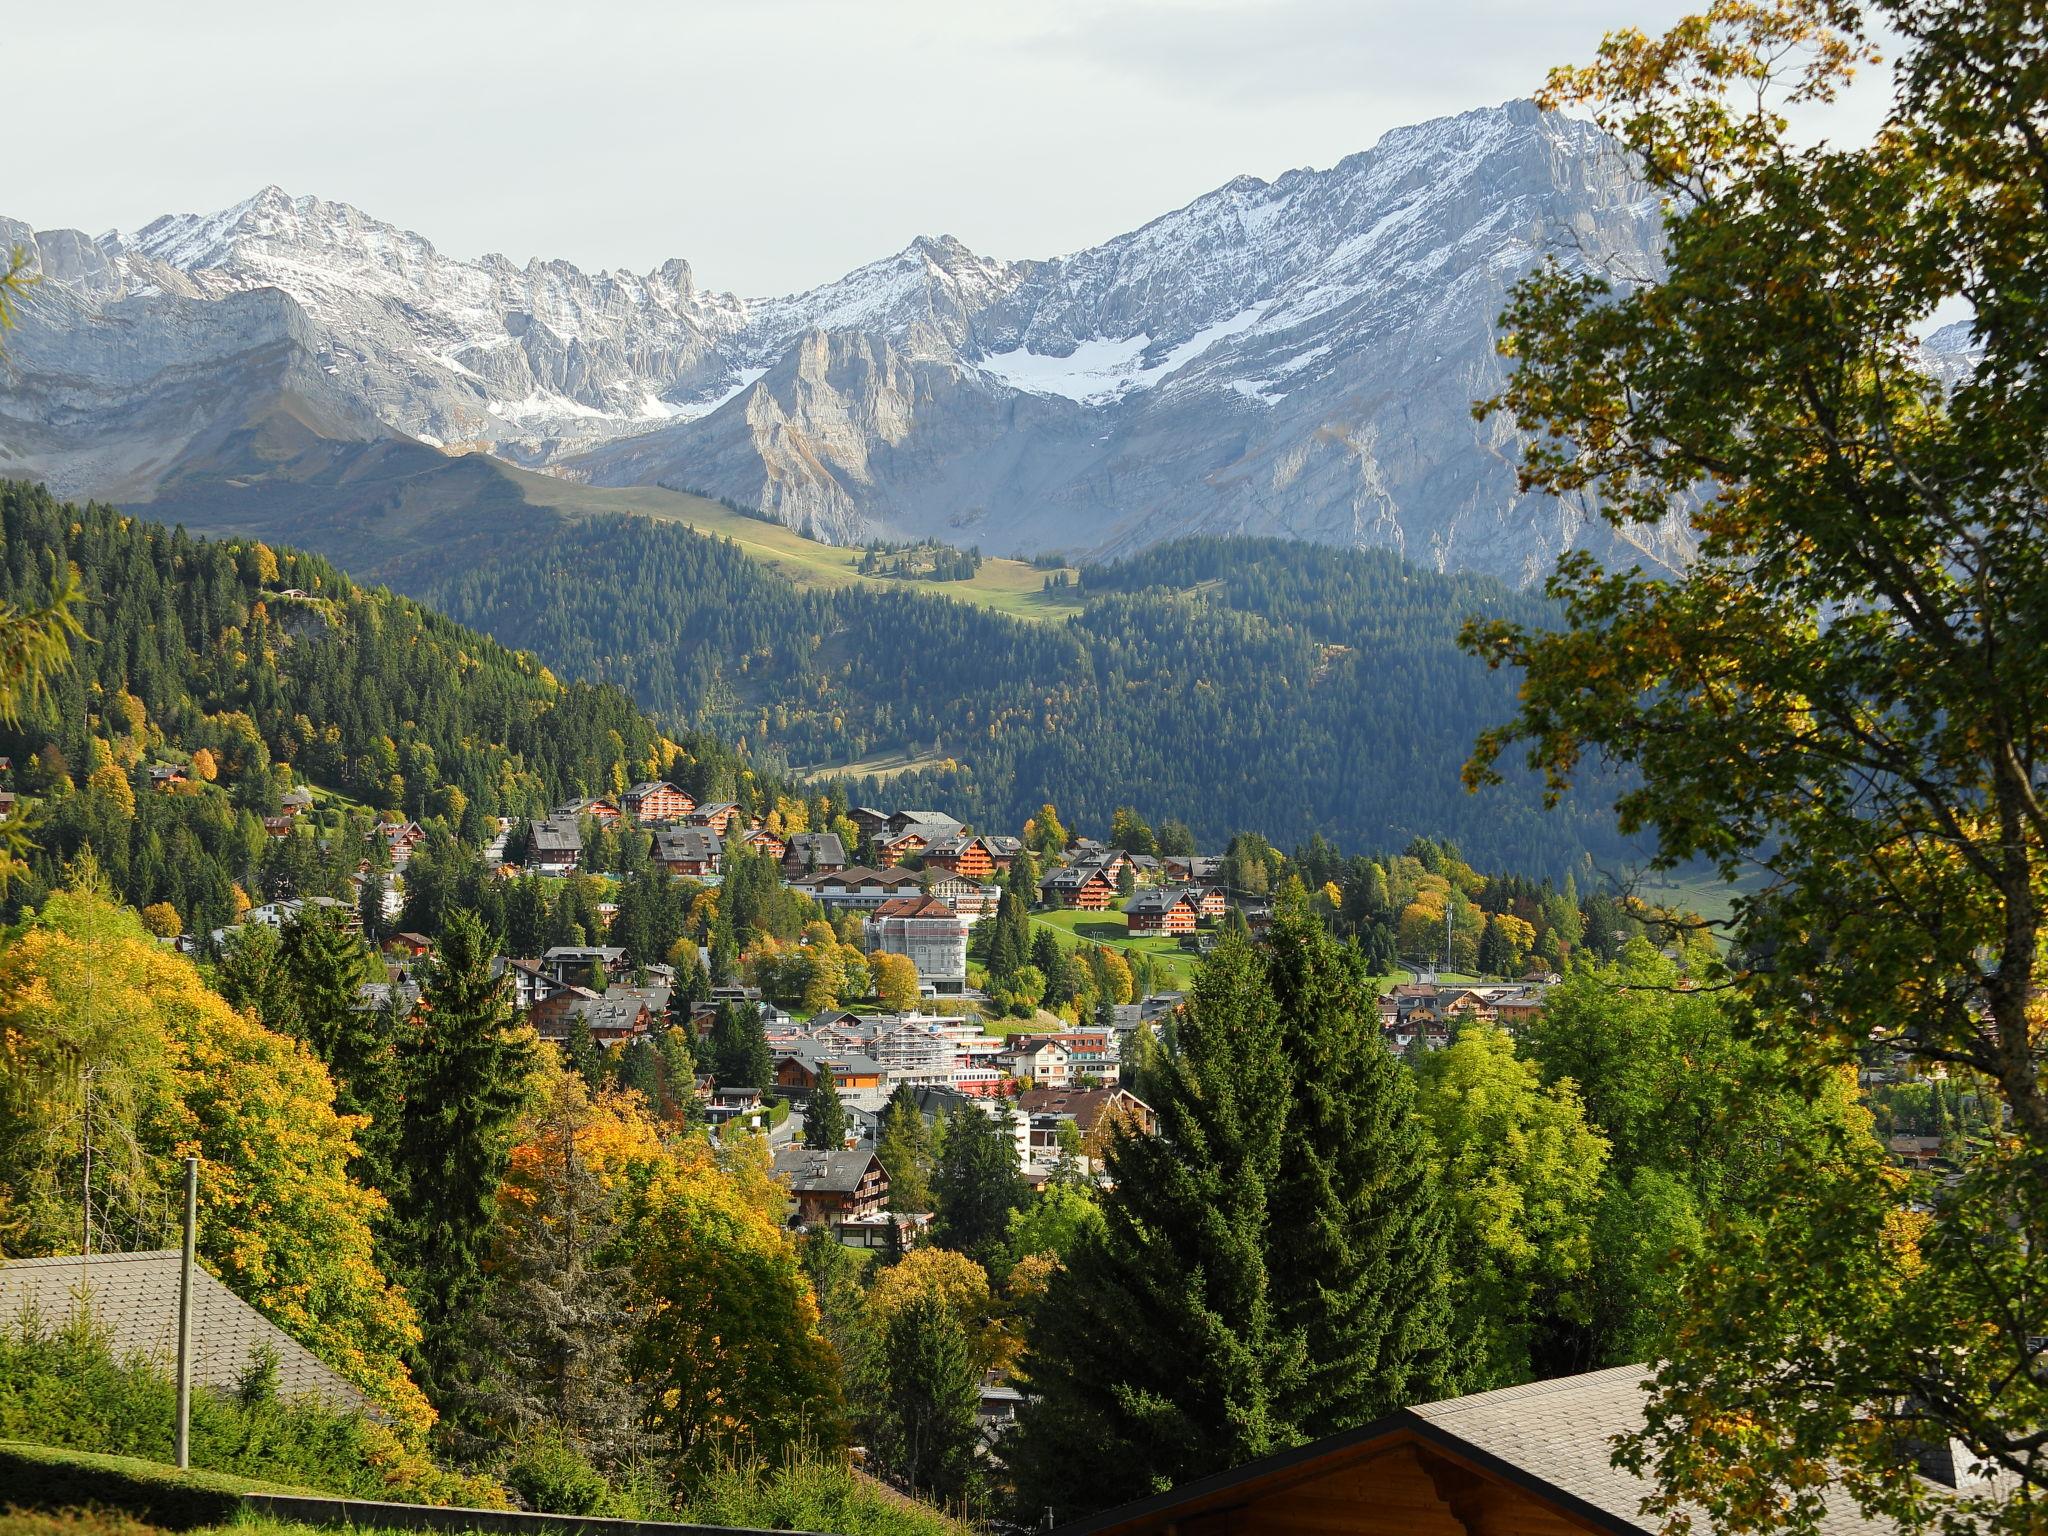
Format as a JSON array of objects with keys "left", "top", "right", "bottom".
[{"left": 16, "top": 0, "right": 1876, "bottom": 297}]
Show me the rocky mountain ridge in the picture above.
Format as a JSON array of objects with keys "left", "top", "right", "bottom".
[{"left": 3, "top": 100, "right": 1690, "bottom": 582}]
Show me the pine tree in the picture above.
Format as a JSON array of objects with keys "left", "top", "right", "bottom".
[
  {"left": 931, "top": 1099, "right": 1026, "bottom": 1269},
  {"left": 878, "top": 1086, "right": 935, "bottom": 1214},
  {"left": 476, "top": 1072, "right": 642, "bottom": 1470},
  {"left": 709, "top": 1000, "right": 772, "bottom": 1091},
  {"left": 874, "top": 1294, "right": 982, "bottom": 1505},
  {"left": 277, "top": 905, "right": 368, "bottom": 1058},
  {"left": 1261, "top": 911, "right": 1462, "bottom": 1435},
  {"left": 1007, "top": 933, "right": 1299, "bottom": 1517},
  {"left": 388, "top": 907, "right": 536, "bottom": 1416},
  {"left": 806, "top": 1065, "right": 848, "bottom": 1149}
]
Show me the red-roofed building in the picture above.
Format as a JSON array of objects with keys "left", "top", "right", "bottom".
[{"left": 864, "top": 895, "right": 968, "bottom": 992}]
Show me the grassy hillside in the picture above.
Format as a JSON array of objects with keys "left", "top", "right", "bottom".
[{"left": 504, "top": 470, "right": 1088, "bottom": 622}]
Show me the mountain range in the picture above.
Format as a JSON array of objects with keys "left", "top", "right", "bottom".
[{"left": 1, "top": 100, "right": 1688, "bottom": 584}]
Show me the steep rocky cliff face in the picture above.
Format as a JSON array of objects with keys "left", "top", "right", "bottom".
[{"left": 0, "top": 101, "right": 1688, "bottom": 583}]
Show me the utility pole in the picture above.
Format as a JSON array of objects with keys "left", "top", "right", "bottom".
[
  {"left": 80, "top": 1067, "right": 94, "bottom": 1293},
  {"left": 175, "top": 1156, "right": 198, "bottom": 1471}
]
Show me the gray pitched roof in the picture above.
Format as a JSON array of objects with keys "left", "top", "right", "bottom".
[
  {"left": 1125, "top": 886, "right": 1197, "bottom": 914},
  {"left": 654, "top": 826, "right": 720, "bottom": 861},
  {"left": 775, "top": 1039, "right": 884, "bottom": 1078},
  {"left": 0, "top": 1250, "right": 370, "bottom": 1414},
  {"left": 771, "top": 1146, "right": 885, "bottom": 1196},
  {"left": 785, "top": 832, "right": 847, "bottom": 864},
  {"left": 528, "top": 816, "right": 582, "bottom": 855},
  {"left": 1058, "top": 1363, "right": 1919, "bottom": 1535}
]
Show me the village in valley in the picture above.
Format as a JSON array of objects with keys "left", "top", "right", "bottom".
[{"left": 223, "top": 776, "right": 1564, "bottom": 1257}]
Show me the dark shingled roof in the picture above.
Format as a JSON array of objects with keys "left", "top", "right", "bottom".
[
  {"left": 1058, "top": 1363, "right": 1934, "bottom": 1535},
  {"left": 771, "top": 1146, "right": 885, "bottom": 1196},
  {"left": 0, "top": 1251, "right": 370, "bottom": 1414}
]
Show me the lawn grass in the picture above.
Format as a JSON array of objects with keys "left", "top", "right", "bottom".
[
  {"left": 1027, "top": 907, "right": 1200, "bottom": 990},
  {"left": 0, "top": 1441, "right": 322, "bottom": 1533},
  {"left": 507, "top": 472, "right": 1089, "bottom": 625}
]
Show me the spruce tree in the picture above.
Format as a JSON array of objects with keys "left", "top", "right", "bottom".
[
  {"left": 388, "top": 907, "right": 536, "bottom": 1416},
  {"left": 877, "top": 1085, "right": 935, "bottom": 1214},
  {"left": 1007, "top": 934, "right": 1299, "bottom": 1516},
  {"left": 277, "top": 905, "right": 368, "bottom": 1059},
  {"left": 874, "top": 1294, "right": 982, "bottom": 1504},
  {"left": 931, "top": 1099, "right": 1026, "bottom": 1268},
  {"left": 805, "top": 1065, "right": 848, "bottom": 1149},
  {"left": 709, "top": 1000, "right": 772, "bottom": 1092},
  {"left": 1261, "top": 909, "right": 1462, "bottom": 1435}
]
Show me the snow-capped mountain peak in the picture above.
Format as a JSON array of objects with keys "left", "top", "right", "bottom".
[{"left": 3, "top": 100, "right": 1687, "bottom": 582}]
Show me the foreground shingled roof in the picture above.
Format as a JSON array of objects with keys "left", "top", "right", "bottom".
[
  {"left": 1058, "top": 1364, "right": 1925, "bottom": 1535},
  {"left": 0, "top": 1250, "right": 370, "bottom": 1414}
]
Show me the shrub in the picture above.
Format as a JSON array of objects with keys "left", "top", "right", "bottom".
[
  {"left": 502, "top": 1430, "right": 614, "bottom": 1516},
  {"left": 681, "top": 1451, "right": 963, "bottom": 1535},
  {"left": 0, "top": 1315, "right": 499, "bottom": 1508}
]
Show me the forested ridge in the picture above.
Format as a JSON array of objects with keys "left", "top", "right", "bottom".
[
  {"left": 417, "top": 516, "right": 1626, "bottom": 872},
  {"left": 0, "top": 484, "right": 743, "bottom": 929}
]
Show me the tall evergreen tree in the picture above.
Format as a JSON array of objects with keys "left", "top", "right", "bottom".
[
  {"left": 1007, "top": 934, "right": 1299, "bottom": 1516},
  {"left": 874, "top": 1294, "right": 982, "bottom": 1505},
  {"left": 277, "top": 905, "right": 368, "bottom": 1059},
  {"left": 805, "top": 1065, "right": 848, "bottom": 1149},
  {"left": 930, "top": 1099, "right": 1026, "bottom": 1269},
  {"left": 1261, "top": 910, "right": 1462, "bottom": 1434},
  {"left": 387, "top": 907, "right": 536, "bottom": 1415},
  {"left": 708, "top": 999, "right": 772, "bottom": 1092},
  {"left": 878, "top": 1084, "right": 935, "bottom": 1215}
]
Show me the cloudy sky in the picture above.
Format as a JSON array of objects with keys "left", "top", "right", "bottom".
[{"left": 15, "top": 0, "right": 1871, "bottom": 296}]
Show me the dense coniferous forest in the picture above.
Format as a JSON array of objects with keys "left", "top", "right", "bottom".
[
  {"left": 0, "top": 485, "right": 751, "bottom": 930},
  {"left": 416, "top": 516, "right": 1627, "bottom": 872}
]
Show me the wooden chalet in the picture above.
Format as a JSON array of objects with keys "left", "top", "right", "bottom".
[
  {"left": 1016, "top": 1086, "right": 1156, "bottom": 1143},
  {"left": 876, "top": 830, "right": 930, "bottom": 868},
  {"left": 1125, "top": 885, "right": 1200, "bottom": 935},
  {"left": 689, "top": 801, "right": 742, "bottom": 836},
  {"left": 555, "top": 796, "right": 622, "bottom": 824},
  {"left": 774, "top": 1040, "right": 884, "bottom": 1098},
  {"left": 923, "top": 833, "right": 997, "bottom": 880},
  {"left": 622, "top": 780, "right": 695, "bottom": 823},
  {"left": 771, "top": 1146, "right": 890, "bottom": 1229},
  {"left": 527, "top": 985, "right": 669, "bottom": 1047},
  {"left": 737, "top": 826, "right": 787, "bottom": 860},
  {"left": 278, "top": 785, "right": 314, "bottom": 817},
  {"left": 653, "top": 825, "right": 721, "bottom": 878},
  {"left": 1193, "top": 884, "right": 1229, "bottom": 919},
  {"left": 782, "top": 832, "right": 848, "bottom": 876},
  {"left": 1054, "top": 1364, "right": 1929, "bottom": 1536},
  {"left": 1041, "top": 862, "right": 1118, "bottom": 911},
  {"left": 147, "top": 763, "right": 188, "bottom": 791},
  {"left": 526, "top": 815, "right": 583, "bottom": 875}
]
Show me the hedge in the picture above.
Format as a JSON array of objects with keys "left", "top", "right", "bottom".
[{"left": 0, "top": 1442, "right": 257, "bottom": 1530}]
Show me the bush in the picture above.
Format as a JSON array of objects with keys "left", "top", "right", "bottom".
[
  {"left": 0, "top": 1315, "right": 499, "bottom": 1508},
  {"left": 502, "top": 1430, "right": 614, "bottom": 1516},
  {"left": 681, "top": 1451, "right": 962, "bottom": 1535}
]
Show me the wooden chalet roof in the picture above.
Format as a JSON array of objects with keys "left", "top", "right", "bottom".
[
  {"left": 771, "top": 1146, "right": 885, "bottom": 1196},
  {"left": 1057, "top": 1365, "right": 1918, "bottom": 1536},
  {"left": 1125, "top": 885, "right": 1200, "bottom": 914},
  {"left": 1016, "top": 1086, "right": 1151, "bottom": 1132},
  {"left": 870, "top": 894, "right": 961, "bottom": 920}
]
